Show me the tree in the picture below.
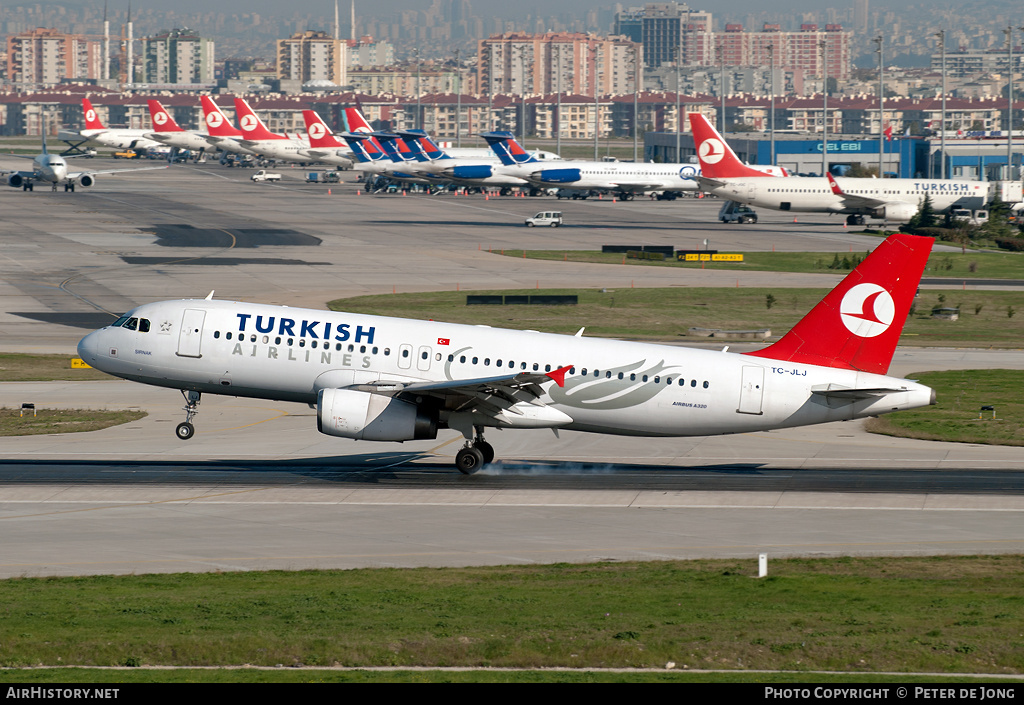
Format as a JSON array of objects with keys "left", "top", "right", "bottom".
[{"left": 907, "top": 193, "right": 938, "bottom": 230}]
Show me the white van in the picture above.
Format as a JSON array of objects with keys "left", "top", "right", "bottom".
[
  {"left": 949, "top": 208, "right": 989, "bottom": 226},
  {"left": 525, "top": 211, "right": 563, "bottom": 227}
]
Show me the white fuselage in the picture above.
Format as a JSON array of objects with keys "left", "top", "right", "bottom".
[
  {"left": 78, "top": 299, "right": 933, "bottom": 440},
  {"left": 32, "top": 152, "right": 69, "bottom": 184},
  {"left": 80, "top": 128, "right": 162, "bottom": 152},
  {"left": 239, "top": 136, "right": 313, "bottom": 164},
  {"left": 146, "top": 130, "right": 214, "bottom": 153},
  {"left": 708, "top": 176, "right": 988, "bottom": 215}
]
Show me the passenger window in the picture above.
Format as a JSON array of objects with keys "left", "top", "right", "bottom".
[
  {"left": 214, "top": 331, "right": 220, "bottom": 339},
  {"left": 226, "top": 331, "right": 232, "bottom": 340}
]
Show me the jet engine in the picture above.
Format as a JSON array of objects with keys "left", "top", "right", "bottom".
[
  {"left": 7, "top": 174, "right": 23, "bottom": 188},
  {"left": 316, "top": 388, "right": 437, "bottom": 441},
  {"left": 872, "top": 202, "right": 917, "bottom": 222},
  {"left": 79, "top": 174, "right": 96, "bottom": 188}
]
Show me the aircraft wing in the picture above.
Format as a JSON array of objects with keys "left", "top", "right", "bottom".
[
  {"left": 67, "top": 165, "right": 169, "bottom": 179},
  {"left": 355, "top": 366, "right": 574, "bottom": 422},
  {"left": 2, "top": 169, "right": 38, "bottom": 179},
  {"left": 826, "top": 172, "right": 887, "bottom": 209}
]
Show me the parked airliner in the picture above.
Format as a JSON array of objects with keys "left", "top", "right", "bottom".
[
  {"left": 482, "top": 130, "right": 786, "bottom": 200},
  {"left": 79, "top": 98, "right": 162, "bottom": 153},
  {"left": 689, "top": 113, "right": 988, "bottom": 224},
  {"left": 143, "top": 99, "right": 212, "bottom": 155},
  {"left": 232, "top": 97, "right": 312, "bottom": 164},
  {"left": 78, "top": 233, "right": 935, "bottom": 474}
]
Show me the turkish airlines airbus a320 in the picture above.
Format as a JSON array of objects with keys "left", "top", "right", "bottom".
[{"left": 78, "top": 233, "right": 936, "bottom": 474}]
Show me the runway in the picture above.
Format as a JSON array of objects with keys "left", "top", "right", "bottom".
[{"left": 2, "top": 161, "right": 1023, "bottom": 578}]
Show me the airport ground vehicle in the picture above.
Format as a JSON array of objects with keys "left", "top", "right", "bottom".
[
  {"left": 719, "top": 201, "right": 758, "bottom": 224},
  {"left": 525, "top": 211, "right": 563, "bottom": 227},
  {"left": 949, "top": 208, "right": 989, "bottom": 226},
  {"left": 113, "top": 150, "right": 138, "bottom": 160},
  {"left": 305, "top": 171, "right": 340, "bottom": 184},
  {"left": 556, "top": 189, "right": 590, "bottom": 200},
  {"left": 251, "top": 170, "right": 282, "bottom": 183}
]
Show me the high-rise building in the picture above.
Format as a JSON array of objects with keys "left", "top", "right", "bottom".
[
  {"left": 614, "top": 3, "right": 714, "bottom": 68},
  {"left": 140, "top": 28, "right": 215, "bottom": 85},
  {"left": 5, "top": 27, "right": 101, "bottom": 86},
  {"left": 478, "top": 32, "right": 641, "bottom": 97},
  {"left": 276, "top": 30, "right": 347, "bottom": 87}
]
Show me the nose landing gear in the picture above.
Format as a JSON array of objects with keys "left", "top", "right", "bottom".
[{"left": 175, "top": 390, "right": 201, "bottom": 440}]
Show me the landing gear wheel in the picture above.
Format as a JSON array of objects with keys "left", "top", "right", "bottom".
[
  {"left": 177, "top": 390, "right": 201, "bottom": 440},
  {"left": 475, "top": 441, "right": 495, "bottom": 465},
  {"left": 456, "top": 446, "right": 485, "bottom": 474}
]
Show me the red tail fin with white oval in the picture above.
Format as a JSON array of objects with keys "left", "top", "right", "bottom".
[
  {"left": 233, "top": 97, "right": 285, "bottom": 141},
  {"left": 147, "top": 99, "right": 183, "bottom": 132},
  {"left": 82, "top": 98, "right": 105, "bottom": 130},
  {"left": 200, "top": 96, "right": 243, "bottom": 137},
  {"left": 689, "top": 112, "right": 776, "bottom": 179},
  {"left": 344, "top": 107, "right": 374, "bottom": 134},
  {"left": 302, "top": 110, "right": 343, "bottom": 148},
  {"left": 745, "top": 233, "right": 933, "bottom": 375}
]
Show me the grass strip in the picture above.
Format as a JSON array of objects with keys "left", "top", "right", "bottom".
[
  {"left": 0, "top": 353, "right": 111, "bottom": 382},
  {"left": 498, "top": 250, "right": 1024, "bottom": 280},
  {"left": 329, "top": 288, "right": 1024, "bottom": 347},
  {"left": 866, "top": 370, "right": 1024, "bottom": 446},
  {"left": 1, "top": 557, "right": 1022, "bottom": 673},
  {"left": 2, "top": 668, "right": 1021, "bottom": 684},
  {"left": 0, "top": 408, "right": 146, "bottom": 436}
]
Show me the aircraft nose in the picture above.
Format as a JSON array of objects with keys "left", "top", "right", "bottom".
[{"left": 77, "top": 330, "right": 100, "bottom": 365}]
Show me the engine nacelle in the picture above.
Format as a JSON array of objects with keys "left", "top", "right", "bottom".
[
  {"left": 317, "top": 388, "right": 437, "bottom": 441},
  {"left": 8, "top": 174, "right": 24, "bottom": 188},
  {"left": 79, "top": 174, "right": 96, "bottom": 188},
  {"left": 871, "top": 201, "right": 917, "bottom": 222}
]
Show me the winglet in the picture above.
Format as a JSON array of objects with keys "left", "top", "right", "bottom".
[{"left": 545, "top": 364, "right": 573, "bottom": 388}]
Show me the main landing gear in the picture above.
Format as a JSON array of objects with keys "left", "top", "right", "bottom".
[
  {"left": 175, "top": 390, "right": 201, "bottom": 440},
  {"left": 846, "top": 214, "right": 866, "bottom": 226},
  {"left": 455, "top": 426, "right": 494, "bottom": 475}
]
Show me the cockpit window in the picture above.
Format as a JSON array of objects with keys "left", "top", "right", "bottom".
[
  {"left": 111, "top": 315, "right": 130, "bottom": 328},
  {"left": 139, "top": 318, "right": 151, "bottom": 333},
  {"left": 123, "top": 317, "right": 138, "bottom": 331}
]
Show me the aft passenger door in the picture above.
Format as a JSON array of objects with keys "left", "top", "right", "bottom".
[
  {"left": 737, "top": 366, "right": 764, "bottom": 415},
  {"left": 176, "top": 309, "right": 206, "bottom": 358}
]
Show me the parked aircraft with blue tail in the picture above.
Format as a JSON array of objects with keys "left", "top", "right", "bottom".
[{"left": 482, "top": 130, "right": 786, "bottom": 200}]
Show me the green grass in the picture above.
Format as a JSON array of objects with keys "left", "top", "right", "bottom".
[
  {"left": 329, "top": 287, "right": 1024, "bottom": 347},
  {"left": 1, "top": 557, "right": 1022, "bottom": 673},
  {"left": 499, "top": 250, "right": 1024, "bottom": 279},
  {"left": 0, "top": 353, "right": 111, "bottom": 382},
  {"left": 867, "top": 370, "right": 1024, "bottom": 446},
  {"left": 0, "top": 408, "right": 146, "bottom": 436}
]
